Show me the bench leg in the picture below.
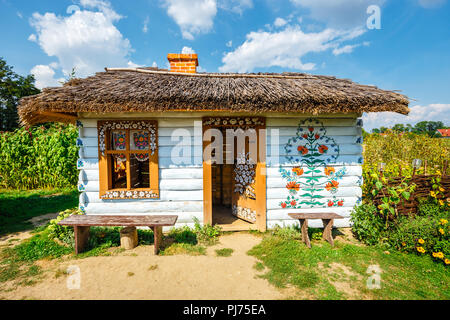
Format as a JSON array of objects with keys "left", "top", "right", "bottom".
[
  {"left": 152, "top": 226, "right": 163, "bottom": 255},
  {"left": 322, "top": 219, "right": 334, "bottom": 247},
  {"left": 74, "top": 226, "right": 90, "bottom": 255},
  {"left": 299, "top": 219, "right": 311, "bottom": 248}
]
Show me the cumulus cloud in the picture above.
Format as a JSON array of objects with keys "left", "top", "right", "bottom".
[
  {"left": 163, "top": 0, "right": 217, "bottom": 40},
  {"left": 219, "top": 25, "right": 366, "bottom": 72},
  {"left": 362, "top": 104, "right": 450, "bottom": 130},
  {"left": 290, "top": 0, "right": 385, "bottom": 28},
  {"left": 274, "top": 17, "right": 288, "bottom": 28},
  {"left": 29, "top": 0, "right": 134, "bottom": 79},
  {"left": 181, "top": 46, "right": 196, "bottom": 54},
  {"left": 30, "top": 64, "right": 63, "bottom": 89}
]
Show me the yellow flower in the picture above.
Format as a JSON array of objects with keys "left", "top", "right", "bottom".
[
  {"left": 439, "top": 187, "right": 445, "bottom": 192},
  {"left": 401, "top": 242, "right": 406, "bottom": 246},
  {"left": 439, "top": 228, "right": 445, "bottom": 235},
  {"left": 418, "top": 238, "right": 425, "bottom": 244},
  {"left": 445, "top": 259, "right": 450, "bottom": 265},
  {"left": 430, "top": 191, "right": 436, "bottom": 198},
  {"left": 436, "top": 252, "right": 444, "bottom": 259},
  {"left": 432, "top": 252, "right": 438, "bottom": 258},
  {"left": 439, "top": 200, "right": 445, "bottom": 206},
  {"left": 416, "top": 247, "right": 426, "bottom": 254},
  {"left": 441, "top": 219, "right": 448, "bottom": 225}
]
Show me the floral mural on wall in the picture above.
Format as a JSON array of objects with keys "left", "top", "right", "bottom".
[{"left": 279, "top": 119, "right": 347, "bottom": 209}]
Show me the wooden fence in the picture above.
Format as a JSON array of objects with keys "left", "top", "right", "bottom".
[{"left": 374, "top": 160, "right": 449, "bottom": 216}]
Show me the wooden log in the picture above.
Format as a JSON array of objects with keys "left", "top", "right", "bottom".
[
  {"left": 152, "top": 226, "right": 163, "bottom": 255},
  {"left": 120, "top": 227, "right": 138, "bottom": 250},
  {"left": 299, "top": 219, "right": 311, "bottom": 248}
]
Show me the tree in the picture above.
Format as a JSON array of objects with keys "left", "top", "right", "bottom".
[
  {"left": 412, "top": 121, "right": 445, "bottom": 137},
  {"left": 0, "top": 58, "right": 40, "bottom": 131}
]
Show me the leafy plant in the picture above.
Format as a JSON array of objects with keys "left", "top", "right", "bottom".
[{"left": 193, "top": 217, "right": 221, "bottom": 245}]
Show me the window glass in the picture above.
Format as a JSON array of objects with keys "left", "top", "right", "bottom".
[
  {"left": 130, "top": 154, "right": 150, "bottom": 188},
  {"left": 111, "top": 154, "right": 127, "bottom": 189},
  {"left": 131, "top": 130, "right": 150, "bottom": 151},
  {"left": 111, "top": 130, "right": 127, "bottom": 151}
]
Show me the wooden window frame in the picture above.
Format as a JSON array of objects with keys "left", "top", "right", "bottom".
[{"left": 97, "top": 120, "right": 159, "bottom": 200}]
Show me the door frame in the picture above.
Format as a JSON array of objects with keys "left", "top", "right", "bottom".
[{"left": 202, "top": 117, "right": 267, "bottom": 232}]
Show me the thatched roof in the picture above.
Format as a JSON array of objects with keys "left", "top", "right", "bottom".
[{"left": 18, "top": 67, "right": 410, "bottom": 126}]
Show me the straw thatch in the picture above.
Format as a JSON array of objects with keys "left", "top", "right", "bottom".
[{"left": 18, "top": 68, "right": 410, "bottom": 126}]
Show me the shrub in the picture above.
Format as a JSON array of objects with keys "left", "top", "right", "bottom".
[
  {"left": 167, "top": 226, "right": 197, "bottom": 245},
  {"left": 47, "top": 208, "right": 84, "bottom": 247},
  {"left": 193, "top": 217, "right": 221, "bottom": 245},
  {"left": 0, "top": 124, "right": 78, "bottom": 189},
  {"left": 350, "top": 204, "right": 389, "bottom": 246},
  {"left": 9, "top": 233, "right": 72, "bottom": 262},
  {"left": 351, "top": 201, "right": 450, "bottom": 265}
]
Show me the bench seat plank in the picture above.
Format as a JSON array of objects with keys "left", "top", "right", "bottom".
[
  {"left": 288, "top": 212, "right": 344, "bottom": 220},
  {"left": 58, "top": 215, "right": 178, "bottom": 227}
]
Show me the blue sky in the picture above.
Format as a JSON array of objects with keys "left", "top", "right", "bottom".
[{"left": 1, "top": 0, "right": 449, "bottom": 130}]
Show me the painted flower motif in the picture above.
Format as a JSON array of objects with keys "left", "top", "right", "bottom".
[
  {"left": 326, "top": 180, "right": 339, "bottom": 192},
  {"left": 324, "top": 167, "right": 335, "bottom": 176},
  {"left": 297, "top": 146, "right": 308, "bottom": 155},
  {"left": 292, "top": 167, "right": 304, "bottom": 176},
  {"left": 318, "top": 145, "right": 329, "bottom": 154},
  {"left": 281, "top": 202, "right": 287, "bottom": 209},
  {"left": 302, "top": 134, "right": 308, "bottom": 139},
  {"left": 308, "top": 127, "right": 314, "bottom": 132},
  {"left": 315, "top": 134, "right": 320, "bottom": 139},
  {"left": 328, "top": 201, "right": 334, "bottom": 207},
  {"left": 337, "top": 200, "right": 344, "bottom": 207},
  {"left": 290, "top": 200, "right": 297, "bottom": 206},
  {"left": 286, "top": 182, "right": 300, "bottom": 192}
]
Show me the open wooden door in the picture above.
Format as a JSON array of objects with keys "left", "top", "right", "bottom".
[{"left": 231, "top": 150, "right": 258, "bottom": 224}]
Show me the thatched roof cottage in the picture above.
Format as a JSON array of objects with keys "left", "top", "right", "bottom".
[{"left": 19, "top": 53, "right": 409, "bottom": 231}]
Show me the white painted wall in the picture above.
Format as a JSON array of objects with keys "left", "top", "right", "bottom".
[{"left": 76, "top": 114, "right": 363, "bottom": 229}]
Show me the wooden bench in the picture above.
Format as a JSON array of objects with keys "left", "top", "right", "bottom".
[
  {"left": 288, "top": 213, "right": 344, "bottom": 248},
  {"left": 58, "top": 215, "right": 178, "bottom": 255}
]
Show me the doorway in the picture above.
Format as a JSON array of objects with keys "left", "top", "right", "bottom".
[{"left": 202, "top": 117, "right": 267, "bottom": 232}]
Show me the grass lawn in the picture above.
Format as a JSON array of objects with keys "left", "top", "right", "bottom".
[
  {"left": 248, "top": 232, "right": 450, "bottom": 300},
  {"left": 0, "top": 188, "right": 78, "bottom": 236}
]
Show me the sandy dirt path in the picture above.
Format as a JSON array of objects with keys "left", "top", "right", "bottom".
[{"left": 1, "top": 233, "right": 286, "bottom": 300}]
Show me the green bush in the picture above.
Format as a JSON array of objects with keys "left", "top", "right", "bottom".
[
  {"left": 193, "top": 217, "right": 221, "bottom": 245},
  {"left": 0, "top": 124, "right": 79, "bottom": 189},
  {"left": 47, "top": 208, "right": 84, "bottom": 247},
  {"left": 168, "top": 226, "right": 198, "bottom": 245},
  {"left": 351, "top": 202, "right": 450, "bottom": 265},
  {"left": 350, "top": 204, "right": 389, "bottom": 246}
]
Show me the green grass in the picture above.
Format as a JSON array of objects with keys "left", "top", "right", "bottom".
[
  {"left": 0, "top": 188, "right": 79, "bottom": 236},
  {"left": 215, "top": 248, "right": 234, "bottom": 257},
  {"left": 248, "top": 234, "right": 450, "bottom": 300},
  {"left": 160, "top": 243, "right": 207, "bottom": 256}
]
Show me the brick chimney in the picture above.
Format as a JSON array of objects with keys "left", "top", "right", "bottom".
[{"left": 167, "top": 53, "right": 199, "bottom": 73}]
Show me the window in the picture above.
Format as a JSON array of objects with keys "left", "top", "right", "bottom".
[{"left": 97, "top": 120, "right": 159, "bottom": 199}]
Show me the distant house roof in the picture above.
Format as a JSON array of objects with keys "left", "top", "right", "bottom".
[
  {"left": 437, "top": 129, "right": 450, "bottom": 137},
  {"left": 18, "top": 68, "right": 410, "bottom": 126}
]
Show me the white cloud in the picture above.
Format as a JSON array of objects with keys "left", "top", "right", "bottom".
[
  {"left": 181, "top": 46, "right": 196, "bottom": 54},
  {"left": 163, "top": 0, "right": 217, "bottom": 40},
  {"left": 152, "top": 61, "right": 158, "bottom": 68},
  {"left": 28, "top": 34, "right": 37, "bottom": 42},
  {"left": 17, "top": 12, "right": 23, "bottom": 19},
  {"left": 333, "top": 44, "right": 359, "bottom": 55},
  {"left": 226, "top": 40, "right": 233, "bottom": 47},
  {"left": 274, "top": 17, "right": 288, "bottom": 28},
  {"left": 290, "top": 0, "right": 385, "bottom": 28},
  {"left": 218, "top": 0, "right": 253, "bottom": 14},
  {"left": 31, "top": 64, "right": 61, "bottom": 89},
  {"left": 219, "top": 25, "right": 365, "bottom": 73},
  {"left": 418, "top": 0, "right": 446, "bottom": 8},
  {"left": 29, "top": 0, "right": 133, "bottom": 78},
  {"left": 362, "top": 104, "right": 450, "bottom": 130},
  {"left": 143, "top": 16, "right": 149, "bottom": 33}
]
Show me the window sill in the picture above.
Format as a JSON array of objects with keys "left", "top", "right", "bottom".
[{"left": 100, "top": 189, "right": 159, "bottom": 200}]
